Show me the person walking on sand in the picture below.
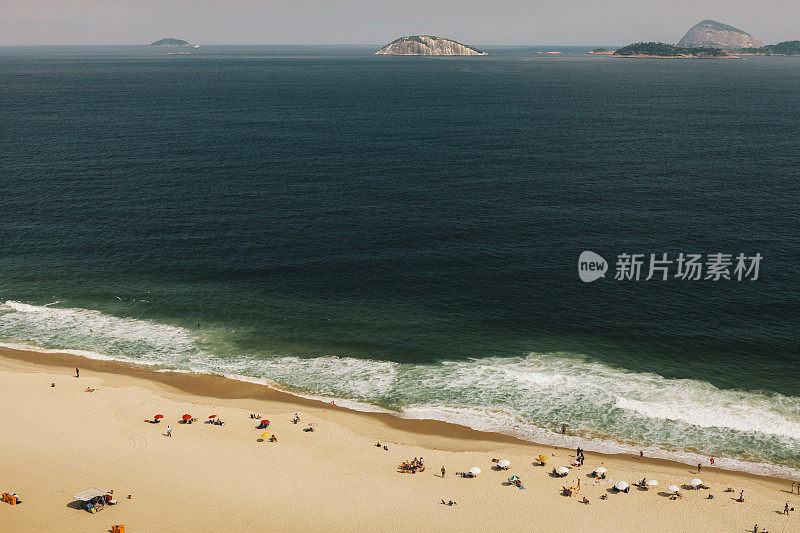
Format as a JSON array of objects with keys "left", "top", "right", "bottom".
[
  {"left": 697, "top": 463, "right": 702, "bottom": 472},
  {"left": 166, "top": 425, "right": 172, "bottom": 437},
  {"left": 785, "top": 502, "right": 790, "bottom": 515},
  {"left": 75, "top": 368, "right": 79, "bottom": 378},
  {"left": 441, "top": 466, "right": 446, "bottom": 478},
  {"left": 639, "top": 450, "right": 643, "bottom": 460}
]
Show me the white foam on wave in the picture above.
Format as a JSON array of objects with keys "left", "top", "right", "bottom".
[{"left": 1, "top": 299, "right": 799, "bottom": 479}]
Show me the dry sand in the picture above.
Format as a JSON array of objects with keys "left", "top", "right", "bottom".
[{"left": 1, "top": 346, "right": 797, "bottom": 532}]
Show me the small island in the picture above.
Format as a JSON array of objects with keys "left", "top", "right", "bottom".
[
  {"left": 375, "top": 36, "right": 487, "bottom": 56},
  {"left": 150, "top": 38, "right": 190, "bottom": 47},
  {"left": 587, "top": 48, "right": 614, "bottom": 55},
  {"left": 612, "top": 42, "right": 731, "bottom": 59},
  {"left": 734, "top": 40, "right": 800, "bottom": 56}
]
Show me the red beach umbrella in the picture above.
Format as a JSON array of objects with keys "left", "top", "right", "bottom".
[
  {"left": 154, "top": 414, "right": 164, "bottom": 420},
  {"left": 208, "top": 415, "right": 217, "bottom": 418},
  {"left": 182, "top": 414, "right": 192, "bottom": 421}
]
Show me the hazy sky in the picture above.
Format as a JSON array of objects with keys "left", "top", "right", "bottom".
[{"left": 2, "top": 1, "right": 799, "bottom": 46}]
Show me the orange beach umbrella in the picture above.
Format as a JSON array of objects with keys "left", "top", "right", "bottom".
[
  {"left": 182, "top": 414, "right": 192, "bottom": 421},
  {"left": 153, "top": 415, "right": 164, "bottom": 420}
]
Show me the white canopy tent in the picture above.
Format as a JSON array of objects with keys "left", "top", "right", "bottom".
[{"left": 73, "top": 488, "right": 107, "bottom": 501}]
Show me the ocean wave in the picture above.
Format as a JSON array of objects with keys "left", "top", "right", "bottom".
[{"left": 1, "top": 299, "right": 798, "bottom": 479}]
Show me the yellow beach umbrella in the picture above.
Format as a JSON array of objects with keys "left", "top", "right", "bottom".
[{"left": 260, "top": 432, "right": 271, "bottom": 439}]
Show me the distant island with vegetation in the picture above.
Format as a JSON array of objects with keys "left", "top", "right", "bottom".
[
  {"left": 375, "top": 36, "right": 487, "bottom": 56},
  {"left": 150, "top": 38, "right": 190, "bottom": 47},
  {"left": 612, "top": 42, "right": 730, "bottom": 59},
  {"left": 734, "top": 40, "right": 800, "bottom": 55},
  {"left": 587, "top": 48, "right": 614, "bottom": 55}
]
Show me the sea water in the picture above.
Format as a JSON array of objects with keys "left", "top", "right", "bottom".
[{"left": 0, "top": 45, "right": 798, "bottom": 477}]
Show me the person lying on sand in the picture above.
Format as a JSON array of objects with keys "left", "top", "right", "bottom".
[
  {"left": 581, "top": 497, "right": 589, "bottom": 504},
  {"left": 84, "top": 387, "right": 96, "bottom": 392}
]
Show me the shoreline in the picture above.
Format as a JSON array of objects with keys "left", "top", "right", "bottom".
[
  {"left": 0, "top": 345, "right": 793, "bottom": 485},
  {"left": 2, "top": 345, "right": 798, "bottom": 532}
]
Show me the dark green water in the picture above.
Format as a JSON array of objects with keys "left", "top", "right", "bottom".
[{"left": 1, "top": 45, "right": 798, "bottom": 476}]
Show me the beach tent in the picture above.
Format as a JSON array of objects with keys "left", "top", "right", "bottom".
[
  {"left": 646, "top": 479, "right": 658, "bottom": 487},
  {"left": 497, "top": 460, "right": 510, "bottom": 468},
  {"left": 614, "top": 481, "right": 629, "bottom": 491},
  {"left": 74, "top": 488, "right": 107, "bottom": 501},
  {"left": 555, "top": 466, "right": 569, "bottom": 475},
  {"left": 689, "top": 478, "right": 702, "bottom": 488},
  {"left": 667, "top": 485, "right": 680, "bottom": 493},
  {"left": 508, "top": 475, "right": 521, "bottom": 482},
  {"left": 469, "top": 467, "right": 481, "bottom": 475}
]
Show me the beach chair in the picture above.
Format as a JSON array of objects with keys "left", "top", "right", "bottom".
[
  {"left": 112, "top": 525, "right": 125, "bottom": 533},
  {"left": 2, "top": 493, "right": 20, "bottom": 505}
]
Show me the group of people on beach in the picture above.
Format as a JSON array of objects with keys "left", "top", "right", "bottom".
[{"left": 399, "top": 457, "right": 425, "bottom": 474}]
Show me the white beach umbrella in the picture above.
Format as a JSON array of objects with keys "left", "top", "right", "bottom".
[
  {"left": 614, "top": 481, "right": 629, "bottom": 491},
  {"left": 555, "top": 466, "right": 569, "bottom": 475},
  {"left": 469, "top": 467, "right": 481, "bottom": 475},
  {"left": 497, "top": 459, "right": 510, "bottom": 468},
  {"left": 689, "top": 478, "right": 702, "bottom": 487},
  {"left": 646, "top": 479, "right": 659, "bottom": 487},
  {"left": 593, "top": 467, "right": 607, "bottom": 474},
  {"left": 667, "top": 485, "right": 680, "bottom": 493}
]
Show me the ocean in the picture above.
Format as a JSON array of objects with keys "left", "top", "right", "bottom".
[{"left": 1, "top": 45, "right": 798, "bottom": 477}]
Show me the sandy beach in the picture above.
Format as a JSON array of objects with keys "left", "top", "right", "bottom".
[{"left": 1, "top": 345, "right": 797, "bottom": 532}]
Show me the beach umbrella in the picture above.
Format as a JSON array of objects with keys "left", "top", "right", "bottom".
[
  {"left": 555, "top": 466, "right": 569, "bottom": 475},
  {"left": 593, "top": 467, "right": 607, "bottom": 475},
  {"left": 667, "top": 485, "right": 680, "bottom": 493},
  {"left": 260, "top": 432, "right": 270, "bottom": 439},
  {"left": 614, "top": 481, "right": 629, "bottom": 491},
  {"left": 497, "top": 459, "right": 510, "bottom": 468},
  {"left": 469, "top": 467, "right": 481, "bottom": 475},
  {"left": 182, "top": 414, "right": 192, "bottom": 421},
  {"left": 646, "top": 479, "right": 659, "bottom": 487},
  {"left": 208, "top": 415, "right": 217, "bottom": 418},
  {"left": 153, "top": 414, "right": 164, "bottom": 420},
  {"left": 538, "top": 455, "right": 548, "bottom": 462},
  {"left": 508, "top": 475, "right": 520, "bottom": 482},
  {"left": 689, "top": 478, "right": 702, "bottom": 487}
]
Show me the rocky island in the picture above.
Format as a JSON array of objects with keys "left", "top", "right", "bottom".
[
  {"left": 150, "top": 38, "right": 190, "bottom": 47},
  {"left": 375, "top": 36, "right": 487, "bottom": 56},
  {"left": 677, "top": 20, "right": 763, "bottom": 49}
]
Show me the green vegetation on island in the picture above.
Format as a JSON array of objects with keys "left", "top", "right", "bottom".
[
  {"left": 150, "top": 38, "right": 190, "bottom": 47},
  {"left": 735, "top": 40, "right": 800, "bottom": 55},
  {"left": 613, "top": 42, "right": 728, "bottom": 58},
  {"left": 591, "top": 48, "right": 609, "bottom": 53}
]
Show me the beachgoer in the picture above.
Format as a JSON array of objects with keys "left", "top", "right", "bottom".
[
  {"left": 441, "top": 466, "right": 446, "bottom": 478},
  {"left": 75, "top": 368, "right": 79, "bottom": 378},
  {"left": 697, "top": 463, "right": 702, "bottom": 471},
  {"left": 166, "top": 426, "right": 172, "bottom": 437},
  {"left": 639, "top": 450, "right": 644, "bottom": 460},
  {"left": 581, "top": 497, "right": 589, "bottom": 504},
  {"left": 577, "top": 479, "right": 580, "bottom": 490},
  {"left": 561, "top": 425, "right": 566, "bottom": 434},
  {"left": 376, "top": 442, "right": 381, "bottom": 447},
  {"left": 785, "top": 502, "right": 790, "bottom": 515},
  {"left": 383, "top": 445, "right": 388, "bottom": 450},
  {"left": 710, "top": 457, "right": 715, "bottom": 466}
]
